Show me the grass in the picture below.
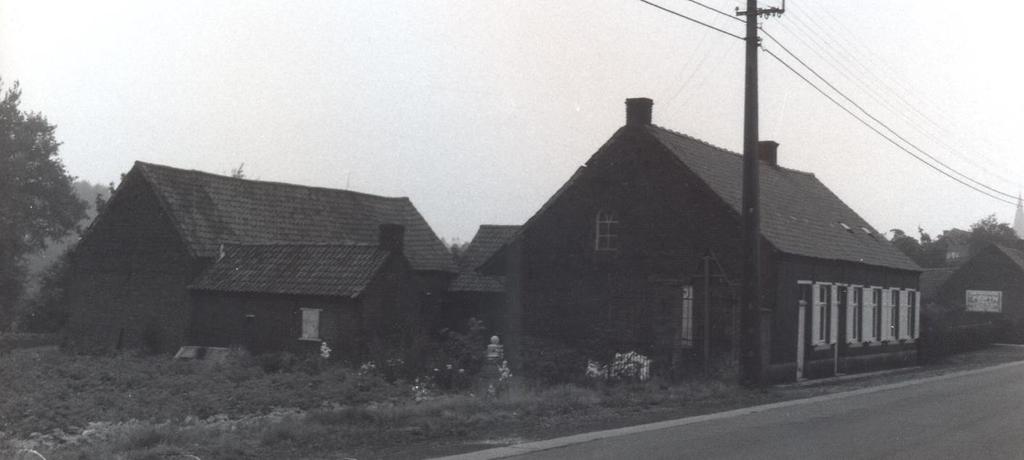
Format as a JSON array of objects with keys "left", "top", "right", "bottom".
[{"left": 3, "top": 345, "right": 1024, "bottom": 459}]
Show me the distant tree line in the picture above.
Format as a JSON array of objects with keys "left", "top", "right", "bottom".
[{"left": 890, "top": 215, "right": 1020, "bottom": 268}]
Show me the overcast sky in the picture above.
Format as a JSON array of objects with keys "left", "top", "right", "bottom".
[{"left": 2, "top": 0, "right": 1021, "bottom": 244}]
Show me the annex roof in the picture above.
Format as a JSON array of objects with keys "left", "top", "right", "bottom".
[
  {"left": 132, "top": 162, "right": 456, "bottom": 272},
  {"left": 919, "top": 267, "right": 956, "bottom": 300},
  {"left": 647, "top": 126, "right": 920, "bottom": 271},
  {"left": 189, "top": 243, "right": 391, "bottom": 298},
  {"left": 450, "top": 225, "right": 519, "bottom": 292}
]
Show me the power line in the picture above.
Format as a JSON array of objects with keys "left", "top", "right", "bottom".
[
  {"left": 760, "top": 29, "right": 1017, "bottom": 200},
  {"left": 638, "top": 0, "right": 1018, "bottom": 206},
  {"left": 637, "top": 0, "right": 744, "bottom": 40},
  {"left": 785, "top": 1, "right": 1021, "bottom": 189},
  {"left": 761, "top": 47, "right": 1015, "bottom": 206},
  {"left": 680, "top": 0, "right": 744, "bottom": 23}
]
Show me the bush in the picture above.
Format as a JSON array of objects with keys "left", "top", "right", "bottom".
[
  {"left": 520, "top": 336, "right": 590, "bottom": 384},
  {"left": 437, "top": 318, "right": 488, "bottom": 375}
]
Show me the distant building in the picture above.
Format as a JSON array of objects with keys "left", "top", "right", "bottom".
[
  {"left": 921, "top": 243, "right": 1024, "bottom": 345},
  {"left": 486, "top": 98, "right": 922, "bottom": 381},
  {"left": 66, "top": 162, "right": 456, "bottom": 355},
  {"left": 443, "top": 225, "right": 519, "bottom": 334}
]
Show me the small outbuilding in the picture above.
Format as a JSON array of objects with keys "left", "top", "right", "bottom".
[
  {"left": 443, "top": 225, "right": 519, "bottom": 334},
  {"left": 188, "top": 224, "right": 421, "bottom": 361},
  {"left": 922, "top": 243, "right": 1024, "bottom": 344}
]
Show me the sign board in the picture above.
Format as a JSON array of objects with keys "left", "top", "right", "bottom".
[{"left": 965, "top": 290, "right": 1002, "bottom": 313}]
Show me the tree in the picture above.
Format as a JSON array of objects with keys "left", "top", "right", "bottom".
[
  {"left": 890, "top": 229, "right": 925, "bottom": 266},
  {"left": 230, "top": 162, "right": 246, "bottom": 179},
  {"left": 0, "top": 79, "right": 87, "bottom": 329},
  {"left": 967, "top": 214, "right": 1019, "bottom": 254}
]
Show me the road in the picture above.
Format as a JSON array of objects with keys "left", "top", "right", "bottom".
[{"left": 465, "top": 362, "right": 1024, "bottom": 460}]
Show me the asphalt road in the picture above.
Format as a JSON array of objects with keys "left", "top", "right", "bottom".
[{"left": 498, "top": 362, "right": 1024, "bottom": 460}]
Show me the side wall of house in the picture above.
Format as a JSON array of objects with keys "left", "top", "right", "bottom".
[
  {"left": 516, "top": 126, "right": 750, "bottom": 368},
  {"left": 189, "top": 292, "right": 361, "bottom": 359},
  {"left": 66, "top": 172, "right": 194, "bottom": 353},
  {"left": 936, "top": 248, "right": 1024, "bottom": 343},
  {"left": 772, "top": 254, "right": 919, "bottom": 380},
  {"left": 360, "top": 254, "right": 425, "bottom": 356}
]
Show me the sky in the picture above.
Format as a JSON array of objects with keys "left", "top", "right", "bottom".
[{"left": 2, "top": 0, "right": 1022, "bottom": 244}]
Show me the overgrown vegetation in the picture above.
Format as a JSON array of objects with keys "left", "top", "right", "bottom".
[{"left": 4, "top": 344, "right": 1024, "bottom": 459}]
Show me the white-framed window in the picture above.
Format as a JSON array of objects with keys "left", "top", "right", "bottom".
[
  {"left": 812, "top": 283, "right": 836, "bottom": 345},
  {"left": 680, "top": 285, "right": 694, "bottom": 348},
  {"left": 300, "top": 308, "right": 321, "bottom": 340},
  {"left": 871, "top": 288, "right": 883, "bottom": 341},
  {"left": 885, "top": 289, "right": 899, "bottom": 341},
  {"left": 595, "top": 210, "right": 619, "bottom": 251},
  {"left": 848, "top": 286, "right": 864, "bottom": 343}
]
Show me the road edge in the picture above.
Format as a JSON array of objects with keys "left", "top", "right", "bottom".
[{"left": 432, "top": 359, "right": 1024, "bottom": 460}]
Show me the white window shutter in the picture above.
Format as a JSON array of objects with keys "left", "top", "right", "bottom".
[{"left": 812, "top": 283, "right": 822, "bottom": 345}]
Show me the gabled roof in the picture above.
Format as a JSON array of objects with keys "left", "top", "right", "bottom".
[
  {"left": 450, "top": 225, "right": 519, "bottom": 292},
  {"left": 189, "top": 243, "right": 391, "bottom": 298},
  {"left": 486, "top": 125, "right": 920, "bottom": 273},
  {"left": 920, "top": 244, "right": 1024, "bottom": 301},
  {"left": 132, "top": 162, "right": 456, "bottom": 272},
  {"left": 990, "top": 243, "right": 1024, "bottom": 272},
  {"left": 919, "top": 267, "right": 956, "bottom": 300},
  {"left": 647, "top": 126, "right": 920, "bottom": 271}
]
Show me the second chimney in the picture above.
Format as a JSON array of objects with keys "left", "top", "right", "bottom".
[
  {"left": 378, "top": 223, "right": 405, "bottom": 253},
  {"left": 758, "top": 140, "right": 779, "bottom": 166},
  {"left": 625, "top": 98, "right": 653, "bottom": 126}
]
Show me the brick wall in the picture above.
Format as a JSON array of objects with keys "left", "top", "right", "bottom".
[{"left": 66, "top": 172, "right": 194, "bottom": 353}]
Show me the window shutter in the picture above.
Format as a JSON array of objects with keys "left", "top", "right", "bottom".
[
  {"left": 301, "top": 308, "right": 321, "bottom": 340},
  {"left": 862, "top": 289, "right": 873, "bottom": 342}
]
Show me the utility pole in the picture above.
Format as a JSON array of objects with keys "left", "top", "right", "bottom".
[{"left": 736, "top": 0, "right": 782, "bottom": 387}]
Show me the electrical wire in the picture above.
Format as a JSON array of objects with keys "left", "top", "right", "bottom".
[
  {"left": 761, "top": 47, "right": 1015, "bottom": 206},
  {"left": 760, "top": 29, "right": 1017, "bottom": 200},
  {"left": 637, "top": 0, "right": 744, "bottom": 40},
  {"left": 637, "top": 0, "right": 1019, "bottom": 205}
]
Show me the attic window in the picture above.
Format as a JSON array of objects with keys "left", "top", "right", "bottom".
[
  {"left": 838, "top": 222, "right": 853, "bottom": 233},
  {"left": 860, "top": 226, "right": 872, "bottom": 234},
  {"left": 595, "top": 210, "right": 619, "bottom": 251}
]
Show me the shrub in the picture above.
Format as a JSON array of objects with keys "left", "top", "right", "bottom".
[
  {"left": 438, "top": 318, "right": 488, "bottom": 375},
  {"left": 520, "top": 336, "right": 589, "bottom": 384}
]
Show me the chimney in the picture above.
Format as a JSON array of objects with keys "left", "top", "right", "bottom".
[
  {"left": 625, "top": 98, "right": 653, "bottom": 126},
  {"left": 378, "top": 223, "right": 405, "bottom": 253},
  {"left": 758, "top": 140, "right": 779, "bottom": 166}
]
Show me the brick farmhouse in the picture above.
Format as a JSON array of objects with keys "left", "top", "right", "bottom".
[
  {"left": 484, "top": 98, "right": 923, "bottom": 381},
  {"left": 66, "top": 162, "right": 456, "bottom": 356}
]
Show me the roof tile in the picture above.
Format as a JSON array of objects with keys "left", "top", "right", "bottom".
[{"left": 134, "top": 162, "right": 456, "bottom": 272}]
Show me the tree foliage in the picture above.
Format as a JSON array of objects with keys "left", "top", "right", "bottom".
[
  {"left": 967, "top": 214, "right": 1018, "bottom": 254},
  {"left": 0, "top": 79, "right": 87, "bottom": 329},
  {"left": 891, "top": 215, "right": 1020, "bottom": 268}
]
